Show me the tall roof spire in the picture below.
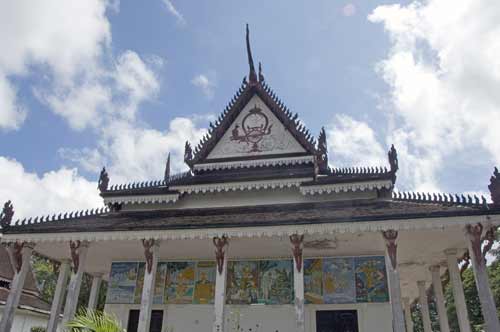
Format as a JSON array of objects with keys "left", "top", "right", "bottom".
[{"left": 246, "top": 24, "right": 257, "bottom": 85}]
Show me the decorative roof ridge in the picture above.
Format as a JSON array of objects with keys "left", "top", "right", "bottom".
[
  {"left": 392, "top": 190, "right": 489, "bottom": 209},
  {"left": 104, "top": 170, "right": 191, "bottom": 193},
  {"left": 328, "top": 166, "right": 390, "bottom": 176},
  {"left": 10, "top": 206, "right": 110, "bottom": 228}
]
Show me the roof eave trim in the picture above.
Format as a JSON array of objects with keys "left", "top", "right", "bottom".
[
  {"left": 2, "top": 214, "right": 499, "bottom": 243},
  {"left": 300, "top": 180, "right": 393, "bottom": 195},
  {"left": 103, "top": 193, "right": 180, "bottom": 205}
]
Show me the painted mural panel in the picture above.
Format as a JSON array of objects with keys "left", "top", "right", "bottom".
[
  {"left": 193, "top": 261, "right": 216, "bottom": 304},
  {"left": 304, "top": 258, "right": 323, "bottom": 304},
  {"left": 165, "top": 261, "right": 196, "bottom": 304},
  {"left": 107, "top": 262, "right": 138, "bottom": 303},
  {"left": 322, "top": 258, "right": 356, "bottom": 304},
  {"left": 355, "top": 256, "right": 389, "bottom": 303},
  {"left": 258, "top": 260, "right": 293, "bottom": 304},
  {"left": 154, "top": 262, "right": 168, "bottom": 304},
  {"left": 134, "top": 262, "right": 145, "bottom": 304},
  {"left": 226, "top": 261, "right": 259, "bottom": 304}
]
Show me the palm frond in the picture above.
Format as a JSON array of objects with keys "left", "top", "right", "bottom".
[{"left": 66, "top": 308, "right": 124, "bottom": 332}]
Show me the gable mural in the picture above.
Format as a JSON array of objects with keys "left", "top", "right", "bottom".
[
  {"left": 207, "top": 95, "right": 306, "bottom": 159},
  {"left": 106, "top": 256, "right": 388, "bottom": 305}
]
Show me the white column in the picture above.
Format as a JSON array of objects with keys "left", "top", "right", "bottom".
[
  {"left": 88, "top": 274, "right": 103, "bottom": 310},
  {"left": 417, "top": 281, "right": 432, "bottom": 332},
  {"left": 46, "top": 259, "right": 71, "bottom": 332},
  {"left": 0, "top": 242, "right": 34, "bottom": 332},
  {"left": 138, "top": 240, "right": 159, "bottom": 332},
  {"left": 290, "top": 234, "right": 305, "bottom": 332},
  {"left": 382, "top": 230, "right": 406, "bottom": 332},
  {"left": 62, "top": 241, "right": 90, "bottom": 327},
  {"left": 430, "top": 265, "right": 450, "bottom": 332},
  {"left": 465, "top": 225, "right": 500, "bottom": 332},
  {"left": 445, "top": 249, "right": 471, "bottom": 332},
  {"left": 403, "top": 297, "right": 414, "bottom": 332},
  {"left": 213, "top": 236, "right": 229, "bottom": 332}
]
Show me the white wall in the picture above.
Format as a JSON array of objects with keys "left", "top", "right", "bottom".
[
  {"left": 105, "top": 302, "right": 392, "bottom": 332},
  {"left": 0, "top": 307, "right": 49, "bottom": 332}
]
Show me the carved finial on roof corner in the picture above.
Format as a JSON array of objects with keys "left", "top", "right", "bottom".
[
  {"left": 488, "top": 166, "right": 500, "bottom": 205},
  {"left": 164, "top": 153, "right": 171, "bottom": 181},
  {"left": 317, "top": 127, "right": 328, "bottom": 173},
  {"left": 184, "top": 141, "right": 193, "bottom": 166},
  {"left": 97, "top": 167, "right": 109, "bottom": 193},
  {"left": 388, "top": 144, "right": 399, "bottom": 184},
  {"left": 246, "top": 24, "right": 257, "bottom": 85},
  {"left": 0, "top": 200, "right": 14, "bottom": 229},
  {"left": 258, "top": 62, "right": 265, "bottom": 82}
]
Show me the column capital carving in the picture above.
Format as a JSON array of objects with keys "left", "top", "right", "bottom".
[
  {"left": 141, "top": 239, "right": 159, "bottom": 274},
  {"left": 290, "top": 234, "right": 304, "bottom": 273},
  {"left": 213, "top": 235, "right": 228, "bottom": 275},
  {"left": 382, "top": 229, "right": 398, "bottom": 269},
  {"left": 7, "top": 241, "right": 34, "bottom": 273}
]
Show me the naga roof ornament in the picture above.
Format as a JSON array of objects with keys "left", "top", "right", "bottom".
[
  {"left": 388, "top": 144, "right": 398, "bottom": 184},
  {"left": 98, "top": 167, "right": 110, "bottom": 193},
  {"left": 317, "top": 127, "right": 328, "bottom": 173},
  {"left": 0, "top": 200, "right": 14, "bottom": 228},
  {"left": 488, "top": 166, "right": 500, "bottom": 205}
]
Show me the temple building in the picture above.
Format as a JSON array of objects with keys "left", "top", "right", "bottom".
[{"left": 1, "top": 26, "right": 500, "bottom": 332}]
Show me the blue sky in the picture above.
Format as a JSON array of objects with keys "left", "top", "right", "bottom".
[{"left": 1, "top": 0, "right": 499, "bottom": 218}]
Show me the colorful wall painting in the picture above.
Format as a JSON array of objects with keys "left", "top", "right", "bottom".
[
  {"left": 258, "top": 260, "right": 293, "bottom": 304},
  {"left": 304, "top": 259, "right": 323, "bottom": 304},
  {"left": 134, "top": 262, "right": 145, "bottom": 304},
  {"left": 165, "top": 261, "right": 196, "bottom": 304},
  {"left": 193, "top": 261, "right": 216, "bottom": 304},
  {"left": 354, "top": 256, "right": 389, "bottom": 303},
  {"left": 322, "top": 258, "right": 355, "bottom": 304},
  {"left": 107, "top": 262, "right": 138, "bottom": 304},
  {"left": 226, "top": 261, "right": 259, "bottom": 304},
  {"left": 154, "top": 262, "right": 168, "bottom": 304}
]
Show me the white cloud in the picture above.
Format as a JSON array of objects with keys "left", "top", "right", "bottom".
[
  {"left": 327, "top": 115, "right": 386, "bottom": 168},
  {"left": 0, "top": 157, "right": 101, "bottom": 220},
  {"left": 191, "top": 74, "right": 216, "bottom": 99},
  {"left": 0, "top": 75, "right": 26, "bottom": 130},
  {"left": 161, "top": 0, "right": 186, "bottom": 26},
  {"left": 342, "top": 4, "right": 357, "bottom": 17},
  {"left": 367, "top": 0, "right": 500, "bottom": 190},
  {"left": 0, "top": 0, "right": 111, "bottom": 130},
  {"left": 61, "top": 117, "right": 207, "bottom": 184}
]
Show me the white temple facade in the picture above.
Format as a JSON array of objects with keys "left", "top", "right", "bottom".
[{"left": 1, "top": 26, "right": 499, "bottom": 332}]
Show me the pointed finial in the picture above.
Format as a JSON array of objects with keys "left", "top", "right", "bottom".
[
  {"left": 317, "top": 127, "right": 328, "bottom": 173},
  {"left": 246, "top": 24, "right": 257, "bottom": 85},
  {"left": 258, "top": 62, "right": 265, "bottom": 82},
  {"left": 164, "top": 153, "right": 171, "bottom": 181}
]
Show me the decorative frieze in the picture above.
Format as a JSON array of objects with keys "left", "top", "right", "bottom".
[
  {"left": 173, "top": 178, "right": 309, "bottom": 194},
  {"left": 103, "top": 193, "right": 179, "bottom": 206},
  {"left": 300, "top": 180, "right": 392, "bottom": 195},
  {"left": 193, "top": 155, "right": 314, "bottom": 171}
]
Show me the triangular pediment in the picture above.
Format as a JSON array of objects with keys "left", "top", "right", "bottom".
[
  {"left": 207, "top": 95, "right": 306, "bottom": 159},
  {"left": 185, "top": 80, "right": 319, "bottom": 167}
]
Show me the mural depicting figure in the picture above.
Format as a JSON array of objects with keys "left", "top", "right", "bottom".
[
  {"left": 193, "top": 261, "right": 216, "bottom": 304},
  {"left": 107, "top": 262, "right": 138, "bottom": 304},
  {"left": 355, "top": 256, "right": 389, "bottom": 303},
  {"left": 258, "top": 260, "right": 293, "bottom": 304},
  {"left": 165, "top": 262, "right": 196, "bottom": 304}
]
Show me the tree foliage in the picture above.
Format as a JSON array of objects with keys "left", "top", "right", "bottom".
[{"left": 31, "top": 254, "right": 107, "bottom": 312}]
